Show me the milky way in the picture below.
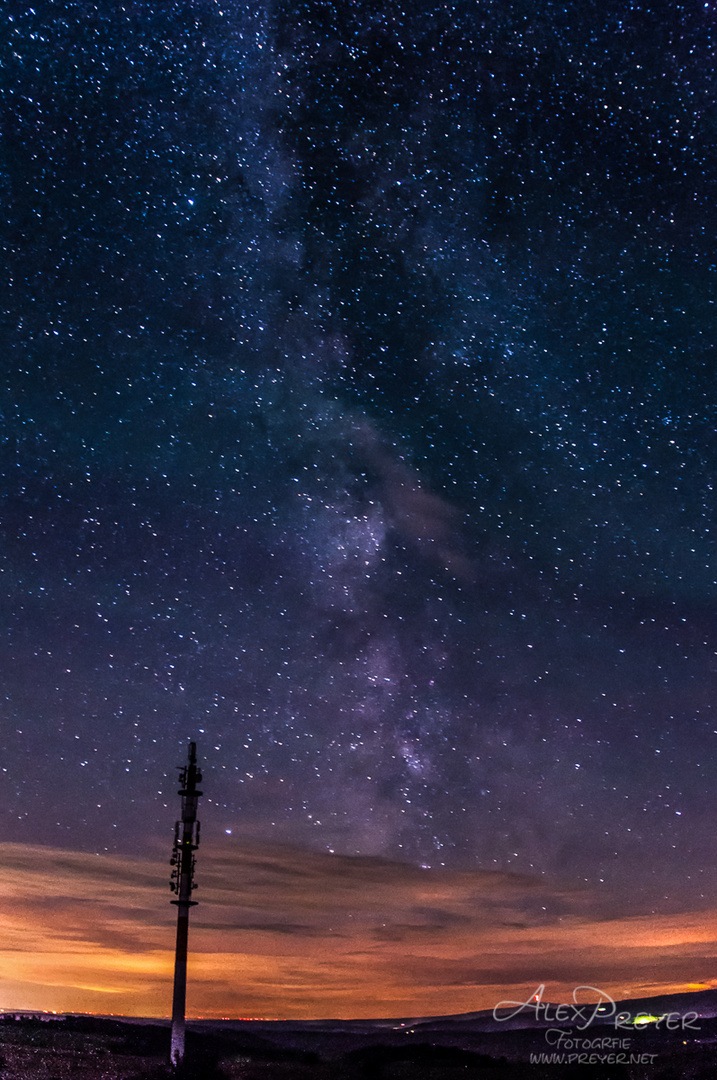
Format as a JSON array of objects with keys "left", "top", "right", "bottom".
[{"left": 2, "top": 0, "right": 717, "bottom": 926}]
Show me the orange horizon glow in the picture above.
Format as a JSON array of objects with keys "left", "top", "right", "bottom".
[{"left": 2, "top": 840, "right": 717, "bottom": 1020}]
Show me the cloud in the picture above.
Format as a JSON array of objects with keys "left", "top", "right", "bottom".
[{"left": 2, "top": 840, "right": 717, "bottom": 1018}]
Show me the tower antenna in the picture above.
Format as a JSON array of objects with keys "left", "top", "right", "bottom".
[{"left": 169, "top": 740, "right": 202, "bottom": 1068}]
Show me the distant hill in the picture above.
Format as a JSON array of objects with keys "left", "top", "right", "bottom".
[{"left": 187, "top": 986, "right": 717, "bottom": 1033}]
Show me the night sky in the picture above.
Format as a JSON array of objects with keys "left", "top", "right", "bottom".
[{"left": 3, "top": 0, "right": 717, "bottom": 1017}]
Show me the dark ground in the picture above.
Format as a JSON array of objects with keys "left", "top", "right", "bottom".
[{"left": 1, "top": 1003, "right": 717, "bottom": 1080}]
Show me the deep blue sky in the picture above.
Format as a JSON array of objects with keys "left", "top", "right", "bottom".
[{"left": 2, "top": 0, "right": 717, "bottom": 919}]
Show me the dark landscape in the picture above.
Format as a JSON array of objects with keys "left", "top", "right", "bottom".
[{"left": 3, "top": 990, "right": 717, "bottom": 1080}]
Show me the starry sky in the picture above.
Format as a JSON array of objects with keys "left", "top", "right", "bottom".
[{"left": 2, "top": 0, "right": 717, "bottom": 1017}]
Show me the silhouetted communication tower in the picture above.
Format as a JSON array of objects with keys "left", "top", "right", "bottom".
[{"left": 169, "top": 740, "right": 202, "bottom": 1068}]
